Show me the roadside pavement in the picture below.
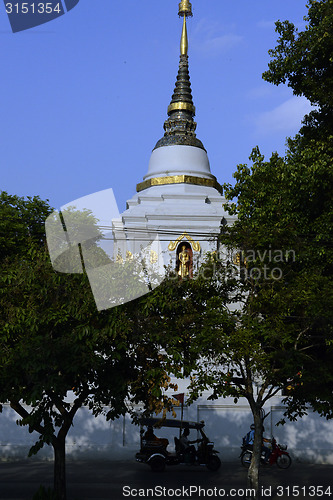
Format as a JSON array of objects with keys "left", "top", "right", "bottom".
[{"left": 1, "top": 460, "right": 333, "bottom": 500}]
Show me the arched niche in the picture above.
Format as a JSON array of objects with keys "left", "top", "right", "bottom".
[{"left": 176, "top": 241, "right": 193, "bottom": 279}]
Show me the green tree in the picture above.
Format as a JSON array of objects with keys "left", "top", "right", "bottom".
[
  {"left": 262, "top": 0, "right": 333, "bottom": 112},
  {"left": 0, "top": 191, "right": 51, "bottom": 259},
  {"left": 262, "top": 0, "right": 333, "bottom": 419},
  {"left": 138, "top": 249, "right": 302, "bottom": 494},
  {"left": 174, "top": 142, "right": 330, "bottom": 496},
  {"left": 262, "top": 0, "right": 333, "bottom": 147},
  {"left": 140, "top": 269, "right": 232, "bottom": 377},
  {"left": 0, "top": 192, "right": 174, "bottom": 500}
]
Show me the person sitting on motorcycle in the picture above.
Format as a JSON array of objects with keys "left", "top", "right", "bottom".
[
  {"left": 245, "top": 424, "right": 271, "bottom": 463},
  {"left": 179, "top": 428, "right": 201, "bottom": 462},
  {"left": 244, "top": 424, "right": 255, "bottom": 449},
  {"left": 143, "top": 426, "right": 169, "bottom": 450}
]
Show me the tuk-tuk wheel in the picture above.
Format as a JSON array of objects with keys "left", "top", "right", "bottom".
[
  {"left": 149, "top": 456, "right": 166, "bottom": 472},
  {"left": 206, "top": 455, "right": 221, "bottom": 471}
]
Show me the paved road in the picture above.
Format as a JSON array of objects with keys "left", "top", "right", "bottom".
[{"left": 1, "top": 460, "right": 333, "bottom": 500}]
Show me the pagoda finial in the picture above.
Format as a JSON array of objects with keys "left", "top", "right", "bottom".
[
  {"left": 178, "top": 0, "right": 193, "bottom": 18},
  {"left": 153, "top": 1, "right": 205, "bottom": 151}
]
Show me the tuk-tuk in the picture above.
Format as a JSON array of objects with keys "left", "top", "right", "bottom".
[{"left": 135, "top": 417, "right": 221, "bottom": 472}]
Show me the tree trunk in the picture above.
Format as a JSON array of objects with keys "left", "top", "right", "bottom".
[
  {"left": 53, "top": 437, "right": 66, "bottom": 500},
  {"left": 247, "top": 411, "right": 263, "bottom": 500}
]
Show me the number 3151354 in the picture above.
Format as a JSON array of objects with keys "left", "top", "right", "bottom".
[{"left": 5, "top": 3, "right": 62, "bottom": 14}]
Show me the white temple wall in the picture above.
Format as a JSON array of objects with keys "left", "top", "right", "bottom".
[{"left": 1, "top": 397, "right": 333, "bottom": 464}]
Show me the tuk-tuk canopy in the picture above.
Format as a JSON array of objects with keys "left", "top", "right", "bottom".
[{"left": 138, "top": 417, "right": 205, "bottom": 430}]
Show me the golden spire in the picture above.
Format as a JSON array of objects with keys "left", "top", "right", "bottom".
[
  {"left": 180, "top": 14, "right": 188, "bottom": 56},
  {"left": 179, "top": 1, "right": 192, "bottom": 55},
  {"left": 152, "top": 0, "right": 205, "bottom": 152}
]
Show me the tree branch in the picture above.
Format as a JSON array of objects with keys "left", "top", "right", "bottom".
[
  {"left": 57, "top": 389, "right": 90, "bottom": 440},
  {"left": 10, "top": 400, "right": 46, "bottom": 436},
  {"left": 262, "top": 385, "right": 282, "bottom": 405},
  {"left": 294, "top": 326, "right": 311, "bottom": 350}
]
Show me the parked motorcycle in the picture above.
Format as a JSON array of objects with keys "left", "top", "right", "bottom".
[{"left": 240, "top": 436, "right": 291, "bottom": 469}]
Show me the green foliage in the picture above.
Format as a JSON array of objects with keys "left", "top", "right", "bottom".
[
  {"left": 181, "top": 137, "right": 331, "bottom": 493},
  {"left": 221, "top": 143, "right": 333, "bottom": 395},
  {"left": 0, "top": 192, "right": 175, "bottom": 500},
  {"left": 0, "top": 191, "right": 52, "bottom": 261},
  {"left": 259, "top": 0, "right": 333, "bottom": 421},
  {"left": 263, "top": 0, "right": 333, "bottom": 110},
  {"left": 32, "top": 486, "right": 58, "bottom": 500},
  {"left": 138, "top": 270, "right": 230, "bottom": 377},
  {"left": 0, "top": 236, "right": 171, "bottom": 428},
  {"left": 262, "top": 0, "right": 333, "bottom": 154}
]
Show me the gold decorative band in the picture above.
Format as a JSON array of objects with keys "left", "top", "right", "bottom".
[
  {"left": 167, "top": 102, "right": 195, "bottom": 114},
  {"left": 136, "top": 174, "right": 223, "bottom": 194}
]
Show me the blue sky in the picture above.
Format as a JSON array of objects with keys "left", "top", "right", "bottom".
[{"left": 0, "top": 1, "right": 312, "bottom": 213}]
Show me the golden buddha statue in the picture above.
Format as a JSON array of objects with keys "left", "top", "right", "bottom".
[{"left": 178, "top": 245, "right": 189, "bottom": 278}]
